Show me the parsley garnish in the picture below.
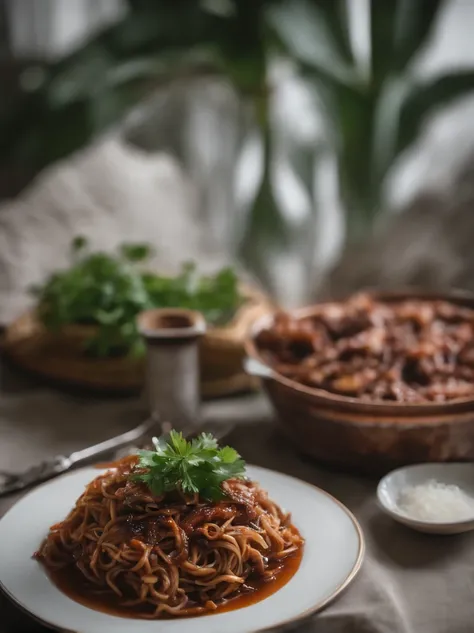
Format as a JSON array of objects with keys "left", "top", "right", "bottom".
[{"left": 133, "top": 431, "right": 246, "bottom": 501}]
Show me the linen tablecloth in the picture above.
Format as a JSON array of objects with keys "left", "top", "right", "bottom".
[{"left": 1, "top": 365, "right": 473, "bottom": 633}]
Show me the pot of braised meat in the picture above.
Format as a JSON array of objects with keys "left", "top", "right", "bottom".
[{"left": 245, "top": 291, "right": 474, "bottom": 474}]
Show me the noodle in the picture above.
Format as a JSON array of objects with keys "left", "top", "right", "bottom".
[{"left": 35, "top": 456, "right": 303, "bottom": 618}]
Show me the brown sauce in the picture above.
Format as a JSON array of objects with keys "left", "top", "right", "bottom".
[{"left": 45, "top": 546, "right": 303, "bottom": 619}]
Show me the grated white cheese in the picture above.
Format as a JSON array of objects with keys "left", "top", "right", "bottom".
[{"left": 397, "top": 479, "right": 474, "bottom": 522}]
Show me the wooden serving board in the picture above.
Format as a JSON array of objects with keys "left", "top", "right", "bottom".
[{"left": 2, "top": 289, "right": 272, "bottom": 399}]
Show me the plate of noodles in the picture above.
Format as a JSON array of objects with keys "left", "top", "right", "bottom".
[{"left": 0, "top": 432, "right": 364, "bottom": 633}]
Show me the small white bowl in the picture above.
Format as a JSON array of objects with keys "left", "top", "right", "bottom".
[{"left": 377, "top": 463, "right": 474, "bottom": 535}]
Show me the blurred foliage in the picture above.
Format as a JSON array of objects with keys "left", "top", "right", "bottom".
[
  {"left": 2, "top": 0, "right": 474, "bottom": 245},
  {"left": 269, "top": 0, "right": 474, "bottom": 237},
  {"left": 0, "top": 0, "right": 268, "bottom": 171},
  {"left": 32, "top": 236, "right": 242, "bottom": 357}
]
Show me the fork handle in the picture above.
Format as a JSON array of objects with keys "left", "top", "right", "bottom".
[{"left": 68, "top": 415, "right": 159, "bottom": 466}]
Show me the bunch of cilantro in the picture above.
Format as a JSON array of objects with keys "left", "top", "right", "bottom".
[
  {"left": 134, "top": 431, "right": 246, "bottom": 501},
  {"left": 32, "top": 237, "right": 241, "bottom": 357}
]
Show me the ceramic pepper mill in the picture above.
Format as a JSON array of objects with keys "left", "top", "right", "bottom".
[{"left": 137, "top": 308, "right": 206, "bottom": 431}]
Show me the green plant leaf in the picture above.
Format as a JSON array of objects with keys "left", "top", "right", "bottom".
[
  {"left": 267, "top": 0, "right": 356, "bottom": 88},
  {"left": 47, "top": 47, "right": 115, "bottom": 108},
  {"left": 134, "top": 431, "right": 246, "bottom": 501},
  {"left": 0, "top": 1, "right": 229, "bottom": 172},
  {"left": 288, "top": 141, "right": 319, "bottom": 206},
  {"left": 192, "top": 433, "right": 218, "bottom": 452},
  {"left": 34, "top": 239, "right": 242, "bottom": 357},
  {"left": 106, "top": 57, "right": 170, "bottom": 86},
  {"left": 319, "top": 79, "right": 381, "bottom": 236},
  {"left": 396, "top": 70, "right": 474, "bottom": 159},
  {"left": 126, "top": 0, "right": 163, "bottom": 10},
  {"left": 392, "top": 0, "right": 445, "bottom": 72},
  {"left": 218, "top": 446, "right": 240, "bottom": 463},
  {"left": 369, "top": 0, "right": 398, "bottom": 87},
  {"left": 120, "top": 243, "right": 153, "bottom": 262},
  {"left": 200, "top": 0, "right": 236, "bottom": 18},
  {"left": 169, "top": 430, "right": 191, "bottom": 457},
  {"left": 39, "top": 100, "right": 96, "bottom": 167},
  {"left": 370, "top": 0, "right": 445, "bottom": 83},
  {"left": 207, "top": 1, "right": 266, "bottom": 93},
  {"left": 109, "top": 2, "right": 213, "bottom": 56},
  {"left": 311, "top": 0, "right": 353, "bottom": 64},
  {"left": 72, "top": 235, "right": 88, "bottom": 253},
  {"left": 371, "top": 76, "right": 411, "bottom": 183}
]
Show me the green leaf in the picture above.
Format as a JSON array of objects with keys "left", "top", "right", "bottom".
[
  {"left": 120, "top": 243, "right": 153, "bottom": 262},
  {"left": 169, "top": 430, "right": 190, "bottom": 456},
  {"left": 217, "top": 458, "right": 247, "bottom": 477},
  {"left": 371, "top": 67, "right": 474, "bottom": 209},
  {"left": 369, "top": 0, "right": 445, "bottom": 84},
  {"left": 218, "top": 446, "right": 240, "bottom": 463},
  {"left": 152, "top": 435, "right": 169, "bottom": 455},
  {"left": 34, "top": 240, "right": 241, "bottom": 357},
  {"left": 268, "top": 0, "right": 355, "bottom": 88},
  {"left": 132, "top": 431, "right": 246, "bottom": 501},
  {"left": 72, "top": 235, "right": 88, "bottom": 253},
  {"left": 330, "top": 82, "right": 376, "bottom": 205},
  {"left": 0, "top": 0, "right": 230, "bottom": 172},
  {"left": 371, "top": 76, "right": 411, "bottom": 183},
  {"left": 200, "top": 0, "right": 236, "bottom": 18},
  {"left": 106, "top": 57, "right": 168, "bottom": 86},
  {"left": 315, "top": 0, "right": 353, "bottom": 65},
  {"left": 369, "top": 0, "right": 398, "bottom": 87},
  {"left": 38, "top": 99, "right": 96, "bottom": 168},
  {"left": 47, "top": 47, "right": 118, "bottom": 109},
  {"left": 396, "top": 70, "right": 474, "bottom": 159},
  {"left": 392, "top": 0, "right": 445, "bottom": 72},
  {"left": 288, "top": 140, "right": 319, "bottom": 205},
  {"left": 136, "top": 450, "right": 157, "bottom": 468},
  {"left": 192, "top": 433, "right": 218, "bottom": 452}
]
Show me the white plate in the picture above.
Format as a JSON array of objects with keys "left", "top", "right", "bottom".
[{"left": 0, "top": 465, "right": 364, "bottom": 633}]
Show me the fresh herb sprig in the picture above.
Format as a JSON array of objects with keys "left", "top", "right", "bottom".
[
  {"left": 32, "top": 237, "right": 242, "bottom": 358},
  {"left": 133, "top": 431, "right": 246, "bottom": 501}
]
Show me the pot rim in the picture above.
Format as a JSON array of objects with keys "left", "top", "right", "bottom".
[
  {"left": 137, "top": 308, "right": 206, "bottom": 340},
  {"left": 245, "top": 288, "right": 474, "bottom": 416}
]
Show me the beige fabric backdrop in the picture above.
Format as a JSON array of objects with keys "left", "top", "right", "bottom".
[{"left": 0, "top": 137, "right": 233, "bottom": 325}]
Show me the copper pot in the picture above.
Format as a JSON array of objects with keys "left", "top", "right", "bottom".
[{"left": 245, "top": 290, "right": 474, "bottom": 475}]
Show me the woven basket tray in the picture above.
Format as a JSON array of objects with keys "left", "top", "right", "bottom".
[{"left": 2, "top": 288, "right": 272, "bottom": 398}]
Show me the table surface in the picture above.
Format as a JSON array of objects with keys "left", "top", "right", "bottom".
[{"left": 1, "top": 359, "right": 473, "bottom": 633}]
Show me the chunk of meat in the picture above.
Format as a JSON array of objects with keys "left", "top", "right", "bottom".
[
  {"left": 255, "top": 294, "right": 474, "bottom": 403},
  {"left": 180, "top": 506, "right": 237, "bottom": 536},
  {"left": 331, "top": 369, "right": 377, "bottom": 395}
]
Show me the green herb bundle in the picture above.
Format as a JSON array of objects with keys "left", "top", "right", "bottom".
[
  {"left": 32, "top": 237, "right": 242, "bottom": 357},
  {"left": 134, "top": 431, "right": 247, "bottom": 501}
]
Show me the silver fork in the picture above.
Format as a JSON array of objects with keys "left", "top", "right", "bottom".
[{"left": 0, "top": 414, "right": 160, "bottom": 497}]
